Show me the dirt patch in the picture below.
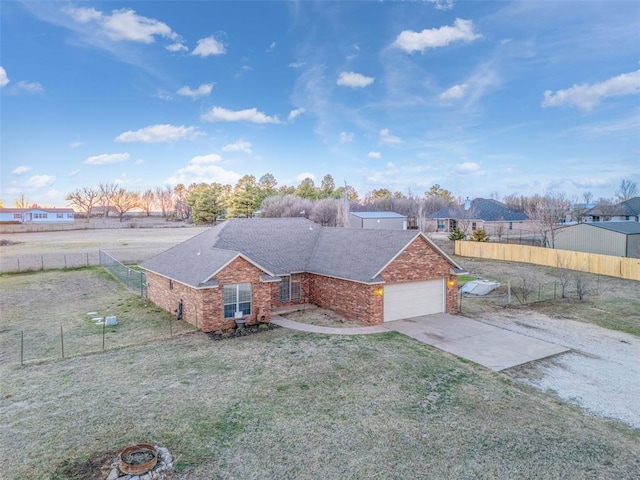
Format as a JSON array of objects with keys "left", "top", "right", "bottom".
[
  {"left": 0, "top": 239, "right": 20, "bottom": 246},
  {"left": 283, "top": 308, "right": 365, "bottom": 328},
  {"left": 51, "top": 448, "right": 120, "bottom": 480}
]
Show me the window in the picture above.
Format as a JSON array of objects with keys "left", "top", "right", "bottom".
[
  {"left": 471, "top": 222, "right": 477, "bottom": 231},
  {"left": 169, "top": 279, "right": 173, "bottom": 290},
  {"left": 223, "top": 283, "right": 252, "bottom": 318},
  {"left": 67, "top": 213, "right": 74, "bottom": 218},
  {"left": 279, "top": 274, "right": 301, "bottom": 302},
  {"left": 33, "top": 213, "right": 47, "bottom": 219},
  {"left": 57, "top": 213, "right": 64, "bottom": 218},
  {"left": 13, "top": 213, "right": 21, "bottom": 219},
  {"left": 437, "top": 220, "right": 445, "bottom": 230},
  {"left": 508, "top": 222, "right": 513, "bottom": 230}
]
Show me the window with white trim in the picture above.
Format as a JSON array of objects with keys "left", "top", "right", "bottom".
[
  {"left": 223, "top": 283, "right": 252, "bottom": 318},
  {"left": 279, "top": 273, "right": 301, "bottom": 302}
]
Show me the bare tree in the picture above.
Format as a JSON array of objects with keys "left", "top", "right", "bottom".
[
  {"left": 310, "top": 198, "right": 339, "bottom": 226},
  {"left": 13, "top": 191, "right": 31, "bottom": 208},
  {"left": 574, "top": 273, "right": 590, "bottom": 301},
  {"left": 525, "top": 192, "right": 570, "bottom": 247},
  {"left": 616, "top": 179, "right": 638, "bottom": 202},
  {"left": 65, "top": 187, "right": 100, "bottom": 223},
  {"left": 155, "top": 186, "right": 173, "bottom": 219},
  {"left": 111, "top": 188, "right": 140, "bottom": 222},
  {"left": 594, "top": 197, "right": 617, "bottom": 221},
  {"left": 582, "top": 191, "right": 593, "bottom": 205},
  {"left": 139, "top": 189, "right": 155, "bottom": 216},
  {"left": 98, "top": 182, "right": 118, "bottom": 218}
]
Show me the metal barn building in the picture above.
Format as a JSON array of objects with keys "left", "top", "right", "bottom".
[
  {"left": 554, "top": 222, "right": 640, "bottom": 258},
  {"left": 349, "top": 211, "right": 407, "bottom": 230}
]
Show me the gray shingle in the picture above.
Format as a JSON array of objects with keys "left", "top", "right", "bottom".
[
  {"left": 141, "top": 217, "right": 462, "bottom": 287},
  {"left": 428, "top": 198, "right": 528, "bottom": 222}
]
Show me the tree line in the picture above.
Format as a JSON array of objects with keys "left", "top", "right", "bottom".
[{"left": 61, "top": 175, "right": 637, "bottom": 234}]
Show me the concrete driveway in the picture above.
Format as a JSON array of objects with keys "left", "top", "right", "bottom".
[{"left": 384, "top": 314, "right": 569, "bottom": 371}]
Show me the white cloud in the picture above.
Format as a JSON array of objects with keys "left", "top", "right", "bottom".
[
  {"left": 25, "top": 174, "right": 56, "bottom": 188},
  {"left": 166, "top": 154, "right": 240, "bottom": 185},
  {"left": 368, "top": 152, "right": 382, "bottom": 159},
  {"left": 154, "top": 90, "right": 172, "bottom": 101},
  {"left": 289, "top": 61, "right": 306, "bottom": 68},
  {"left": 288, "top": 108, "right": 305, "bottom": 121},
  {"left": 456, "top": 162, "right": 481, "bottom": 173},
  {"left": 393, "top": 18, "right": 481, "bottom": 53},
  {"left": 542, "top": 69, "right": 640, "bottom": 111},
  {"left": 440, "top": 83, "right": 468, "bottom": 100},
  {"left": 336, "top": 71, "right": 374, "bottom": 88},
  {"left": 166, "top": 42, "right": 188, "bottom": 52},
  {"left": 69, "top": 141, "right": 83, "bottom": 149},
  {"left": 428, "top": 0, "right": 455, "bottom": 10},
  {"left": 134, "top": 159, "right": 144, "bottom": 165},
  {"left": 84, "top": 153, "right": 130, "bottom": 165},
  {"left": 201, "top": 106, "right": 280, "bottom": 124},
  {"left": 0, "top": 66, "right": 9, "bottom": 87},
  {"left": 177, "top": 83, "right": 214, "bottom": 99},
  {"left": 379, "top": 128, "right": 403, "bottom": 145},
  {"left": 295, "top": 172, "right": 316, "bottom": 182},
  {"left": 222, "top": 140, "right": 252, "bottom": 154},
  {"left": 191, "top": 35, "right": 226, "bottom": 56},
  {"left": 64, "top": 6, "right": 102, "bottom": 23},
  {"left": 339, "top": 131, "right": 355, "bottom": 144},
  {"left": 266, "top": 41, "right": 276, "bottom": 53},
  {"left": 64, "top": 7, "right": 177, "bottom": 44},
  {"left": 115, "top": 124, "right": 203, "bottom": 143},
  {"left": 14, "top": 81, "right": 44, "bottom": 94},
  {"left": 12, "top": 165, "right": 31, "bottom": 175}
]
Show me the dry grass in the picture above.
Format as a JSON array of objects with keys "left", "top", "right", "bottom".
[
  {"left": 0, "top": 268, "right": 195, "bottom": 365},
  {"left": 455, "top": 256, "right": 640, "bottom": 336},
  {"left": 1, "top": 329, "right": 639, "bottom": 479}
]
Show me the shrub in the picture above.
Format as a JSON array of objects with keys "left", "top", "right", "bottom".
[
  {"left": 448, "top": 228, "right": 466, "bottom": 241},
  {"left": 469, "top": 229, "right": 490, "bottom": 242}
]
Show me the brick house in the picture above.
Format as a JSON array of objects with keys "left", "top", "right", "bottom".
[{"left": 141, "top": 218, "right": 464, "bottom": 332}]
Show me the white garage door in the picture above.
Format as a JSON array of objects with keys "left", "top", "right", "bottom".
[{"left": 383, "top": 279, "right": 445, "bottom": 322}]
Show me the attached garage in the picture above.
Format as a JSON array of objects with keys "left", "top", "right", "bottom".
[{"left": 383, "top": 279, "right": 445, "bottom": 322}]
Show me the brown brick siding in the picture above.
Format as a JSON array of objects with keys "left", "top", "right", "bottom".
[
  {"left": 309, "top": 274, "right": 383, "bottom": 325},
  {"left": 146, "top": 256, "right": 274, "bottom": 333}
]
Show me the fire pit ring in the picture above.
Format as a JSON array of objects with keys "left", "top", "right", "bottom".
[{"left": 118, "top": 443, "right": 158, "bottom": 475}]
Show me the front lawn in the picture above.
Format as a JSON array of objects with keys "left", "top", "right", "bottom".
[{"left": 1, "top": 330, "right": 638, "bottom": 479}]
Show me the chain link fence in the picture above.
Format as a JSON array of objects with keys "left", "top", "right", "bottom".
[{"left": 99, "top": 249, "right": 147, "bottom": 297}]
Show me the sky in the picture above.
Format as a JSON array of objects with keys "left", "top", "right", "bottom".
[{"left": 1, "top": 0, "right": 639, "bottom": 208}]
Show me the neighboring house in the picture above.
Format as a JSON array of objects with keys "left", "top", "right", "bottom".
[
  {"left": 0, "top": 207, "right": 75, "bottom": 223},
  {"left": 427, "top": 198, "right": 529, "bottom": 235},
  {"left": 141, "top": 218, "right": 464, "bottom": 332},
  {"left": 582, "top": 197, "right": 640, "bottom": 223},
  {"left": 349, "top": 211, "right": 408, "bottom": 230},
  {"left": 555, "top": 222, "right": 640, "bottom": 258}
]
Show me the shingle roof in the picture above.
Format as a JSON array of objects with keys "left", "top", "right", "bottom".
[
  {"left": 428, "top": 198, "right": 528, "bottom": 222},
  {"left": 585, "top": 197, "right": 640, "bottom": 217},
  {"left": 141, "top": 217, "right": 462, "bottom": 287},
  {"left": 350, "top": 211, "right": 407, "bottom": 219},
  {"left": 585, "top": 222, "right": 640, "bottom": 235}
]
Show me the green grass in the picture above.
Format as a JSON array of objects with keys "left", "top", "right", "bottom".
[
  {"left": 456, "top": 273, "right": 477, "bottom": 286},
  {"left": 1, "top": 331, "right": 638, "bottom": 479}
]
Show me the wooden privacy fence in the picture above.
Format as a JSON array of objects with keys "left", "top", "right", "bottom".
[{"left": 455, "top": 241, "right": 640, "bottom": 281}]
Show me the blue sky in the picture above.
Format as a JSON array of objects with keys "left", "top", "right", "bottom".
[{"left": 1, "top": 0, "right": 639, "bottom": 207}]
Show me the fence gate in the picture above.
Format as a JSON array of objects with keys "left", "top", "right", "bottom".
[{"left": 99, "top": 249, "right": 147, "bottom": 297}]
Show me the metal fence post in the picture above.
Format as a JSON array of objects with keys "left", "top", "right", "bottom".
[
  {"left": 20, "top": 331, "right": 24, "bottom": 366},
  {"left": 60, "top": 325, "right": 65, "bottom": 359}
]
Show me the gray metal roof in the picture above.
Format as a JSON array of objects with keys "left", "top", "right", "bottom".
[
  {"left": 428, "top": 198, "right": 528, "bottom": 222},
  {"left": 141, "top": 217, "right": 462, "bottom": 287},
  {"left": 350, "top": 211, "right": 407, "bottom": 219},
  {"left": 584, "top": 222, "right": 640, "bottom": 235},
  {"left": 585, "top": 197, "right": 640, "bottom": 217}
]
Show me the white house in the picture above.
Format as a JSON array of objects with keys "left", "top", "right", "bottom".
[{"left": 0, "top": 207, "right": 75, "bottom": 223}]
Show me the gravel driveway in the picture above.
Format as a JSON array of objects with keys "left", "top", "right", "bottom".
[{"left": 475, "top": 310, "right": 640, "bottom": 429}]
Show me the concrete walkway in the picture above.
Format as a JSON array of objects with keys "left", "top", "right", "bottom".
[
  {"left": 271, "top": 316, "right": 387, "bottom": 335},
  {"left": 272, "top": 314, "right": 569, "bottom": 371}
]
